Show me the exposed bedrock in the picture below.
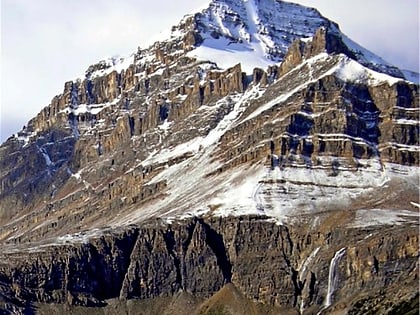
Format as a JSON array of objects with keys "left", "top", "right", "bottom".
[{"left": 0, "top": 216, "right": 417, "bottom": 314}]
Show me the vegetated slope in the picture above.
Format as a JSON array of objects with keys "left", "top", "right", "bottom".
[{"left": 0, "top": 0, "right": 418, "bottom": 314}]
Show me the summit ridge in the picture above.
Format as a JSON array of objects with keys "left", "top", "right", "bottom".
[{"left": 83, "top": 0, "right": 404, "bottom": 79}]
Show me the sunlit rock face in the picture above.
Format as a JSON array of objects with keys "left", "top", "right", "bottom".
[{"left": 0, "top": 0, "right": 418, "bottom": 314}]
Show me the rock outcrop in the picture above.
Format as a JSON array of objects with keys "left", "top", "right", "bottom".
[{"left": 0, "top": 216, "right": 418, "bottom": 314}]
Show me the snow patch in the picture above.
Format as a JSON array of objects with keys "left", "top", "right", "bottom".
[
  {"left": 349, "top": 209, "right": 419, "bottom": 228},
  {"left": 393, "top": 118, "right": 419, "bottom": 126},
  {"left": 85, "top": 55, "right": 134, "bottom": 79},
  {"left": 158, "top": 119, "right": 173, "bottom": 131},
  {"left": 40, "top": 147, "right": 53, "bottom": 167},
  {"left": 334, "top": 57, "right": 402, "bottom": 86},
  {"left": 186, "top": 0, "right": 327, "bottom": 74},
  {"left": 141, "top": 137, "right": 203, "bottom": 168},
  {"left": 71, "top": 170, "right": 82, "bottom": 180},
  {"left": 14, "top": 131, "right": 37, "bottom": 147},
  {"left": 186, "top": 36, "right": 276, "bottom": 74},
  {"left": 60, "top": 97, "right": 120, "bottom": 116}
]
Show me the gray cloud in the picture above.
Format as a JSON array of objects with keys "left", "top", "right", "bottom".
[{"left": 1, "top": 0, "right": 418, "bottom": 141}]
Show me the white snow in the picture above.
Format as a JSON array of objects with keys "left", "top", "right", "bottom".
[
  {"left": 334, "top": 57, "right": 402, "bottom": 86},
  {"left": 393, "top": 118, "right": 419, "bottom": 126},
  {"left": 382, "top": 142, "right": 420, "bottom": 153},
  {"left": 185, "top": 0, "right": 327, "bottom": 74},
  {"left": 71, "top": 170, "right": 82, "bottom": 180},
  {"left": 141, "top": 137, "right": 203, "bottom": 168},
  {"left": 349, "top": 209, "right": 419, "bottom": 228},
  {"left": 186, "top": 36, "right": 276, "bottom": 74},
  {"left": 158, "top": 119, "right": 173, "bottom": 131},
  {"left": 198, "top": 158, "right": 394, "bottom": 225},
  {"left": 210, "top": 164, "right": 268, "bottom": 217},
  {"left": 108, "top": 88, "right": 262, "bottom": 226},
  {"left": 1, "top": 228, "right": 108, "bottom": 253},
  {"left": 15, "top": 131, "right": 37, "bottom": 147},
  {"left": 105, "top": 55, "right": 419, "bottom": 228},
  {"left": 60, "top": 98, "right": 120, "bottom": 116},
  {"left": 3, "top": 0, "right": 419, "bottom": 251},
  {"left": 55, "top": 229, "right": 103, "bottom": 244},
  {"left": 241, "top": 53, "right": 403, "bottom": 124},
  {"left": 394, "top": 106, "right": 420, "bottom": 112},
  {"left": 240, "top": 53, "right": 331, "bottom": 122},
  {"left": 40, "top": 148, "right": 53, "bottom": 167},
  {"left": 85, "top": 55, "right": 134, "bottom": 79}
]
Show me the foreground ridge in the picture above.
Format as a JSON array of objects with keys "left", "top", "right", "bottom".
[{"left": 0, "top": 216, "right": 418, "bottom": 314}]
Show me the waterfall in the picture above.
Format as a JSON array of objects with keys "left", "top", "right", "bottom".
[
  {"left": 325, "top": 248, "right": 346, "bottom": 307},
  {"left": 299, "top": 247, "right": 320, "bottom": 283},
  {"left": 299, "top": 247, "right": 320, "bottom": 314}
]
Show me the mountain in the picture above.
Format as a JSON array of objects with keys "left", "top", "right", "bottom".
[{"left": 0, "top": 0, "right": 419, "bottom": 314}]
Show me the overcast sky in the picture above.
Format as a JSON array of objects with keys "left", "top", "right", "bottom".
[{"left": 1, "top": 0, "right": 419, "bottom": 142}]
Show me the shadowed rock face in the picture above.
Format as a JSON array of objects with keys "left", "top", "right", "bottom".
[
  {"left": 0, "top": 0, "right": 418, "bottom": 314},
  {"left": 0, "top": 216, "right": 418, "bottom": 314}
]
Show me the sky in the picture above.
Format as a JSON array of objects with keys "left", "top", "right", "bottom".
[{"left": 1, "top": 0, "right": 419, "bottom": 142}]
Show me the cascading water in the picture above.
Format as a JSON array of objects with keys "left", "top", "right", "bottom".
[
  {"left": 299, "top": 247, "right": 321, "bottom": 283},
  {"left": 299, "top": 247, "right": 320, "bottom": 314},
  {"left": 325, "top": 248, "right": 346, "bottom": 307}
]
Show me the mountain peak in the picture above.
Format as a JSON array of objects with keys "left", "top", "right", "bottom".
[
  {"left": 183, "top": 0, "right": 331, "bottom": 73},
  {"left": 145, "top": 0, "right": 401, "bottom": 79},
  {"left": 77, "top": 0, "right": 405, "bottom": 84},
  {"left": 0, "top": 1, "right": 419, "bottom": 313}
]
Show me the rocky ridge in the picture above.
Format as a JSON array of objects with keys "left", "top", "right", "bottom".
[{"left": 0, "top": 0, "right": 419, "bottom": 314}]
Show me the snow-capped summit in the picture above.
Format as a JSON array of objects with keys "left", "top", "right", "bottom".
[
  {"left": 80, "top": 0, "right": 405, "bottom": 81},
  {"left": 185, "top": 0, "right": 330, "bottom": 73},
  {"left": 179, "top": 0, "right": 402, "bottom": 77}
]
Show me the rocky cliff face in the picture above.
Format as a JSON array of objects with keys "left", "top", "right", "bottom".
[
  {"left": 0, "top": 0, "right": 418, "bottom": 314},
  {"left": 0, "top": 216, "right": 418, "bottom": 314}
]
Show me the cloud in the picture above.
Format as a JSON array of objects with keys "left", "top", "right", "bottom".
[{"left": 293, "top": 0, "right": 419, "bottom": 70}]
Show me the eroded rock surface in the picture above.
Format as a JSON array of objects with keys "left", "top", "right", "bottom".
[{"left": 0, "top": 216, "right": 418, "bottom": 314}]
